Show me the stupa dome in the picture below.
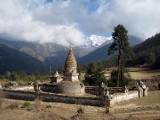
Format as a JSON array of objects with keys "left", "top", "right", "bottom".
[{"left": 57, "top": 81, "right": 85, "bottom": 95}]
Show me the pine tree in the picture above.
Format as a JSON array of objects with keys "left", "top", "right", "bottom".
[{"left": 108, "top": 24, "right": 131, "bottom": 87}]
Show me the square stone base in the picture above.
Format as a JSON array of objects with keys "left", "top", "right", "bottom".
[{"left": 64, "top": 74, "right": 79, "bottom": 81}]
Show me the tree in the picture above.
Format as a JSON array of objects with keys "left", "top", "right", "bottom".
[
  {"left": 42, "top": 68, "right": 47, "bottom": 75},
  {"left": 109, "top": 67, "right": 132, "bottom": 87},
  {"left": 34, "top": 70, "right": 40, "bottom": 80},
  {"left": 57, "top": 66, "right": 64, "bottom": 74},
  {"left": 87, "top": 62, "right": 98, "bottom": 74},
  {"left": 9, "top": 73, "right": 19, "bottom": 81},
  {"left": 85, "top": 62, "right": 107, "bottom": 85},
  {"left": 108, "top": 24, "right": 131, "bottom": 87},
  {"left": 5, "top": 71, "right": 11, "bottom": 79}
]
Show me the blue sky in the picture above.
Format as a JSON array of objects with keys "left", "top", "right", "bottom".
[{"left": 0, "top": 0, "right": 160, "bottom": 46}]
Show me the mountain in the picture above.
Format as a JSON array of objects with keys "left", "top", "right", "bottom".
[
  {"left": 125, "top": 33, "right": 160, "bottom": 67},
  {"left": 128, "top": 36, "right": 143, "bottom": 47},
  {"left": 0, "top": 43, "right": 48, "bottom": 74},
  {"left": 78, "top": 36, "right": 143, "bottom": 64},
  {"left": 81, "top": 35, "right": 113, "bottom": 52},
  {"left": 0, "top": 38, "right": 88, "bottom": 70}
]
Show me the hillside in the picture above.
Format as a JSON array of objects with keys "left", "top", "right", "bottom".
[
  {"left": 125, "top": 33, "right": 160, "bottom": 67},
  {"left": 78, "top": 36, "right": 143, "bottom": 64},
  {"left": 0, "top": 43, "right": 48, "bottom": 74},
  {"left": 0, "top": 38, "right": 87, "bottom": 70}
]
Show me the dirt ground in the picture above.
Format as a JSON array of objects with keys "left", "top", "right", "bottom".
[{"left": 0, "top": 91, "right": 160, "bottom": 120}]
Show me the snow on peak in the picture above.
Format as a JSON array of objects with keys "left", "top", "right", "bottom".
[
  {"left": 89, "top": 35, "right": 112, "bottom": 47},
  {"left": 82, "top": 35, "right": 113, "bottom": 52}
]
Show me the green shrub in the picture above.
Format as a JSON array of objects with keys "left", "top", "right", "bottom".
[
  {"left": 24, "top": 101, "right": 30, "bottom": 107},
  {"left": 46, "top": 104, "right": 51, "bottom": 108}
]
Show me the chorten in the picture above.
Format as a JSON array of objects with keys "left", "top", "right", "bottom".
[
  {"left": 64, "top": 45, "right": 79, "bottom": 81},
  {"left": 56, "top": 45, "right": 85, "bottom": 95}
]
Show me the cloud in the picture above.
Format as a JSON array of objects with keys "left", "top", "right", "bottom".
[
  {"left": 0, "top": 0, "right": 160, "bottom": 46},
  {"left": 82, "top": 0, "right": 160, "bottom": 39},
  {"left": 0, "top": 0, "right": 86, "bottom": 46}
]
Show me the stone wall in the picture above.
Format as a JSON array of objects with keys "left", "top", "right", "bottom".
[
  {"left": 2, "top": 89, "right": 102, "bottom": 106},
  {"left": 85, "top": 86, "right": 125, "bottom": 95},
  {"left": 2, "top": 86, "right": 141, "bottom": 107},
  {"left": 110, "top": 91, "right": 138, "bottom": 105},
  {"left": 11, "top": 86, "right": 34, "bottom": 91},
  {"left": 85, "top": 86, "right": 99, "bottom": 95},
  {"left": 38, "top": 84, "right": 124, "bottom": 96},
  {"left": 3, "top": 90, "right": 36, "bottom": 101},
  {"left": 39, "top": 84, "right": 58, "bottom": 92}
]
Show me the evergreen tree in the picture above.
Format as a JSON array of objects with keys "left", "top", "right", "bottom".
[
  {"left": 108, "top": 24, "right": 131, "bottom": 87},
  {"left": 87, "top": 62, "right": 98, "bottom": 74},
  {"left": 109, "top": 67, "right": 132, "bottom": 87},
  {"left": 85, "top": 62, "right": 106, "bottom": 85}
]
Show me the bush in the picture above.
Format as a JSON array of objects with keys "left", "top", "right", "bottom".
[
  {"left": 46, "top": 104, "right": 51, "bottom": 108},
  {"left": 23, "top": 101, "right": 30, "bottom": 107}
]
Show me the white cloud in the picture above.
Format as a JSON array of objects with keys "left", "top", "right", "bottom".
[
  {"left": 83, "top": 0, "right": 160, "bottom": 39},
  {"left": 0, "top": 0, "right": 160, "bottom": 46},
  {"left": 0, "top": 0, "right": 85, "bottom": 46}
]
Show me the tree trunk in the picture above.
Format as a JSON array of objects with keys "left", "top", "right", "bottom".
[{"left": 117, "top": 45, "right": 121, "bottom": 87}]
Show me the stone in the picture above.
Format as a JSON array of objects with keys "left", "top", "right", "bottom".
[
  {"left": 122, "top": 86, "right": 128, "bottom": 93},
  {"left": 57, "top": 81, "right": 85, "bottom": 95},
  {"left": 50, "top": 71, "right": 63, "bottom": 83},
  {"left": 9, "top": 81, "right": 18, "bottom": 86},
  {"left": 28, "top": 81, "right": 34, "bottom": 85},
  {"left": 34, "top": 80, "right": 40, "bottom": 92},
  {"left": 0, "top": 83, "right": 2, "bottom": 89}
]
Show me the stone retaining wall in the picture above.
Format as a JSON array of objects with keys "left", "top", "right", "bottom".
[
  {"left": 2, "top": 90, "right": 102, "bottom": 106},
  {"left": 2, "top": 85, "right": 141, "bottom": 106},
  {"left": 110, "top": 91, "right": 138, "bottom": 105},
  {"left": 39, "top": 84, "right": 58, "bottom": 92},
  {"left": 11, "top": 86, "right": 34, "bottom": 91},
  {"left": 85, "top": 86, "right": 99, "bottom": 95}
]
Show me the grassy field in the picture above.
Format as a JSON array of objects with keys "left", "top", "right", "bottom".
[
  {"left": 128, "top": 68, "right": 160, "bottom": 80},
  {"left": 104, "top": 67, "right": 160, "bottom": 80}
]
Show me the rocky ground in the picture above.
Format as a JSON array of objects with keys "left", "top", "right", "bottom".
[{"left": 0, "top": 91, "right": 160, "bottom": 120}]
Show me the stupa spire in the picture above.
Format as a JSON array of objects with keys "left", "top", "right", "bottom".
[{"left": 70, "top": 45, "right": 72, "bottom": 51}]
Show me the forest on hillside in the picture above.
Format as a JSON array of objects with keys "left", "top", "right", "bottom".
[{"left": 78, "top": 33, "right": 160, "bottom": 72}]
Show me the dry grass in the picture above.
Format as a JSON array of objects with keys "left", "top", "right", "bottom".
[
  {"left": 104, "top": 67, "right": 160, "bottom": 80},
  {"left": 129, "top": 68, "right": 160, "bottom": 80}
]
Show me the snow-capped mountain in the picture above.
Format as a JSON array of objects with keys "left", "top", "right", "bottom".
[{"left": 82, "top": 35, "right": 113, "bottom": 52}]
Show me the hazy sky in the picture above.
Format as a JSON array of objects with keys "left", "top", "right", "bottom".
[{"left": 0, "top": 0, "right": 160, "bottom": 46}]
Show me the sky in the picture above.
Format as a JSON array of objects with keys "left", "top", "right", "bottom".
[{"left": 0, "top": 0, "right": 160, "bottom": 46}]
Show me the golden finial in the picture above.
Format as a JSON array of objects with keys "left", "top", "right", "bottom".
[{"left": 70, "top": 45, "right": 72, "bottom": 51}]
